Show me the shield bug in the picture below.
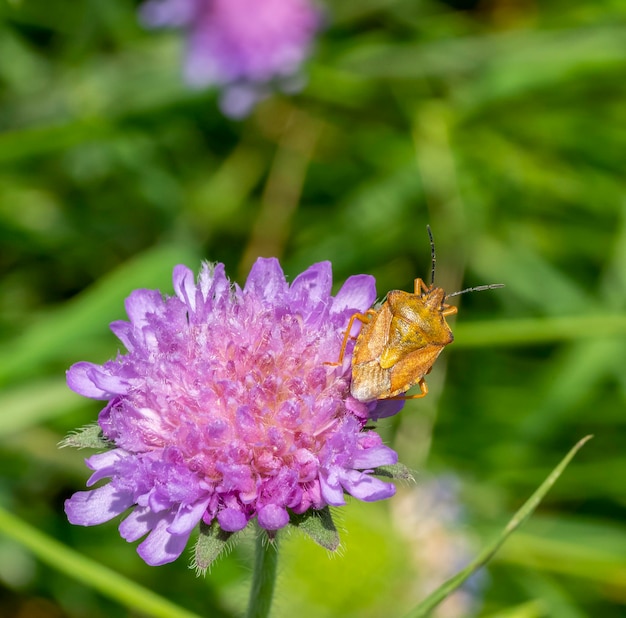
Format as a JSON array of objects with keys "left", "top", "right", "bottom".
[{"left": 333, "top": 227, "right": 503, "bottom": 402}]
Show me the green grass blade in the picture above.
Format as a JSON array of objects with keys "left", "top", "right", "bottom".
[
  {"left": 453, "top": 315, "right": 626, "bottom": 347},
  {"left": 403, "top": 435, "right": 593, "bottom": 618},
  {"left": 0, "top": 243, "right": 199, "bottom": 385},
  {"left": 0, "top": 378, "right": 84, "bottom": 437},
  {"left": 0, "top": 505, "right": 202, "bottom": 618}
]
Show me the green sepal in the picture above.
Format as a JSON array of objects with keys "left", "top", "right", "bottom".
[
  {"left": 192, "top": 520, "right": 235, "bottom": 575},
  {"left": 372, "top": 462, "right": 414, "bottom": 481},
  {"left": 59, "top": 424, "right": 113, "bottom": 450},
  {"left": 289, "top": 507, "right": 340, "bottom": 551}
]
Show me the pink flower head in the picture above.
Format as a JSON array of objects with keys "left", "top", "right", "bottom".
[
  {"left": 65, "top": 259, "right": 403, "bottom": 566},
  {"left": 140, "top": 0, "right": 322, "bottom": 117}
]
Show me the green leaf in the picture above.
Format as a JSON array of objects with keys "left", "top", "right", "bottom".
[
  {"left": 59, "top": 424, "right": 113, "bottom": 450},
  {"left": 192, "top": 520, "right": 235, "bottom": 575},
  {"left": 404, "top": 435, "right": 593, "bottom": 618},
  {"left": 0, "top": 505, "right": 202, "bottom": 618},
  {"left": 0, "top": 243, "right": 200, "bottom": 386},
  {"left": 453, "top": 314, "right": 626, "bottom": 348},
  {"left": 289, "top": 507, "right": 340, "bottom": 551},
  {"left": 0, "top": 378, "right": 86, "bottom": 437}
]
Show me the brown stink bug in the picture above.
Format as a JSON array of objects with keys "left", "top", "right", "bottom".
[{"left": 334, "top": 227, "right": 503, "bottom": 402}]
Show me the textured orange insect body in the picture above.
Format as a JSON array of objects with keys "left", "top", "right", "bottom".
[
  {"left": 335, "top": 227, "right": 503, "bottom": 402},
  {"left": 348, "top": 278, "right": 457, "bottom": 402}
]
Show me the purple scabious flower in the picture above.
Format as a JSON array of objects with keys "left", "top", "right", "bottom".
[
  {"left": 65, "top": 259, "right": 403, "bottom": 566},
  {"left": 139, "top": 0, "right": 322, "bottom": 118}
]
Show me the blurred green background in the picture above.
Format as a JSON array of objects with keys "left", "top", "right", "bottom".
[{"left": 1, "top": 0, "right": 626, "bottom": 616}]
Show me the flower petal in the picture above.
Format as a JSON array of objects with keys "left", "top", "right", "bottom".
[
  {"left": 109, "top": 321, "right": 135, "bottom": 352},
  {"left": 244, "top": 257, "right": 287, "bottom": 300},
  {"left": 139, "top": 0, "right": 196, "bottom": 28},
  {"left": 341, "top": 470, "right": 396, "bottom": 502},
  {"left": 369, "top": 399, "right": 405, "bottom": 420},
  {"left": 137, "top": 512, "right": 191, "bottom": 566},
  {"left": 351, "top": 444, "right": 398, "bottom": 470},
  {"left": 219, "top": 86, "right": 264, "bottom": 119},
  {"left": 257, "top": 504, "right": 289, "bottom": 530},
  {"left": 168, "top": 497, "right": 211, "bottom": 535},
  {"left": 198, "top": 262, "right": 229, "bottom": 305},
  {"left": 124, "top": 289, "right": 163, "bottom": 328},
  {"left": 66, "top": 362, "right": 113, "bottom": 400},
  {"left": 331, "top": 274, "right": 377, "bottom": 314},
  {"left": 217, "top": 507, "right": 248, "bottom": 532},
  {"left": 89, "top": 368, "right": 128, "bottom": 397},
  {"left": 65, "top": 484, "right": 134, "bottom": 526},
  {"left": 319, "top": 471, "right": 346, "bottom": 506},
  {"left": 85, "top": 450, "right": 125, "bottom": 486},
  {"left": 289, "top": 261, "right": 332, "bottom": 305},
  {"left": 119, "top": 505, "right": 158, "bottom": 542},
  {"left": 172, "top": 264, "right": 197, "bottom": 312}
]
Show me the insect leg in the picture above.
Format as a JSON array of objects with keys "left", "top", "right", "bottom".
[
  {"left": 413, "top": 278, "right": 431, "bottom": 295},
  {"left": 442, "top": 305, "right": 458, "bottom": 317},
  {"left": 325, "top": 310, "right": 376, "bottom": 366}
]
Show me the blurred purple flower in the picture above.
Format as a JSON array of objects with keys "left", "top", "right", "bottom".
[
  {"left": 392, "top": 475, "right": 486, "bottom": 617},
  {"left": 140, "top": 0, "right": 322, "bottom": 117},
  {"left": 65, "top": 258, "right": 402, "bottom": 566}
]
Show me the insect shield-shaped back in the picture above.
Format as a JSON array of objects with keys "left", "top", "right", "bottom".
[
  {"left": 350, "top": 280, "right": 456, "bottom": 402},
  {"left": 340, "top": 225, "right": 503, "bottom": 402}
]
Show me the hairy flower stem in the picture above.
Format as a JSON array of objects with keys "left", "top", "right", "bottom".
[{"left": 246, "top": 528, "right": 278, "bottom": 618}]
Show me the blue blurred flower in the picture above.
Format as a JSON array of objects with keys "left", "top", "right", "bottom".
[
  {"left": 392, "top": 475, "right": 487, "bottom": 617},
  {"left": 140, "top": 0, "right": 322, "bottom": 117}
]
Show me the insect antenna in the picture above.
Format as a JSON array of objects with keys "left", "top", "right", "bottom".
[
  {"left": 446, "top": 283, "right": 505, "bottom": 299},
  {"left": 426, "top": 225, "right": 436, "bottom": 287}
]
